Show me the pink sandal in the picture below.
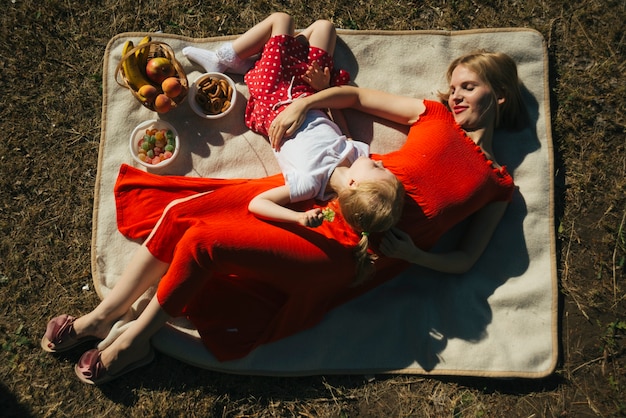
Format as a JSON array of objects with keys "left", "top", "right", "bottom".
[
  {"left": 74, "top": 347, "right": 155, "bottom": 385},
  {"left": 40, "top": 314, "right": 98, "bottom": 353}
]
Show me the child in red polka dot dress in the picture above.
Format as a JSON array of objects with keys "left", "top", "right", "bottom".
[
  {"left": 184, "top": 13, "right": 350, "bottom": 137},
  {"left": 184, "top": 13, "right": 405, "bottom": 281}
]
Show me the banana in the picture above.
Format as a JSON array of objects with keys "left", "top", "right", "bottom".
[
  {"left": 121, "top": 40, "right": 152, "bottom": 92},
  {"left": 135, "top": 35, "right": 152, "bottom": 76}
]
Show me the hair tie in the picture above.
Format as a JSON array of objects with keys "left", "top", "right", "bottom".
[{"left": 361, "top": 231, "right": 369, "bottom": 237}]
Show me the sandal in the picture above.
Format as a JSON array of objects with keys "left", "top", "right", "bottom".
[
  {"left": 74, "top": 347, "right": 155, "bottom": 385},
  {"left": 40, "top": 314, "right": 99, "bottom": 353}
]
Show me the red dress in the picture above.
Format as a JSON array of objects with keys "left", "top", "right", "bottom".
[
  {"left": 243, "top": 34, "right": 350, "bottom": 137},
  {"left": 114, "top": 100, "right": 514, "bottom": 361}
]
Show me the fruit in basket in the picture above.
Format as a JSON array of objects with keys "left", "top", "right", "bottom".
[
  {"left": 161, "top": 77, "right": 183, "bottom": 98},
  {"left": 138, "top": 84, "right": 158, "bottom": 101},
  {"left": 146, "top": 57, "right": 175, "bottom": 84},
  {"left": 135, "top": 36, "right": 152, "bottom": 75},
  {"left": 154, "top": 94, "right": 172, "bottom": 113},
  {"left": 121, "top": 40, "right": 152, "bottom": 91},
  {"left": 119, "top": 39, "right": 187, "bottom": 111}
]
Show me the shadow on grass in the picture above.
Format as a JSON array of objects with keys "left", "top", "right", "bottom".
[
  {"left": 72, "top": 350, "right": 565, "bottom": 408},
  {"left": 0, "top": 382, "right": 35, "bottom": 418}
]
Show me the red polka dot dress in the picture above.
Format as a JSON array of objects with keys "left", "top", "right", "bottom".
[{"left": 243, "top": 34, "right": 350, "bottom": 137}]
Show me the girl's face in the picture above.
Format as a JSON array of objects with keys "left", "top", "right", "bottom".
[
  {"left": 348, "top": 157, "right": 395, "bottom": 187},
  {"left": 447, "top": 64, "right": 502, "bottom": 131}
]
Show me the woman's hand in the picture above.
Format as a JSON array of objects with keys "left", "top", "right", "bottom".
[
  {"left": 302, "top": 62, "right": 331, "bottom": 91},
  {"left": 298, "top": 208, "right": 324, "bottom": 227},
  {"left": 269, "top": 100, "right": 309, "bottom": 150},
  {"left": 380, "top": 202, "right": 510, "bottom": 273},
  {"left": 380, "top": 227, "right": 422, "bottom": 263}
]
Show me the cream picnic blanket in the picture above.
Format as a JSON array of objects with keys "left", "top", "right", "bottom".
[{"left": 93, "top": 29, "right": 557, "bottom": 378}]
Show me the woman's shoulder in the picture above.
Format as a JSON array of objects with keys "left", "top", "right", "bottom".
[
  {"left": 408, "top": 100, "right": 455, "bottom": 128},
  {"left": 421, "top": 100, "right": 452, "bottom": 117}
]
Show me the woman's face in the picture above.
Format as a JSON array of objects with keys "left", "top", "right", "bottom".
[
  {"left": 348, "top": 157, "right": 395, "bottom": 187},
  {"left": 447, "top": 64, "right": 500, "bottom": 131}
]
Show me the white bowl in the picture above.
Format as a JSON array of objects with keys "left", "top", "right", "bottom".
[
  {"left": 189, "top": 72, "right": 237, "bottom": 119},
  {"left": 129, "top": 119, "right": 180, "bottom": 169}
]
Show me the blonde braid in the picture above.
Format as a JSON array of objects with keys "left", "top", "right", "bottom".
[{"left": 351, "top": 231, "right": 376, "bottom": 285}]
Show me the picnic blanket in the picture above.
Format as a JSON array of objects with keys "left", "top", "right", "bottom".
[{"left": 93, "top": 28, "right": 557, "bottom": 378}]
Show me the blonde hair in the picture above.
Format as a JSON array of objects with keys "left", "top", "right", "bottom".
[
  {"left": 338, "top": 176, "right": 405, "bottom": 284},
  {"left": 438, "top": 50, "right": 528, "bottom": 130}
]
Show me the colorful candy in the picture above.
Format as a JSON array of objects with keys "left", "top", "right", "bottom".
[{"left": 137, "top": 128, "right": 176, "bottom": 165}]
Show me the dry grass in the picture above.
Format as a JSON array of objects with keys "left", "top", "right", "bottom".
[{"left": 1, "top": 0, "right": 624, "bottom": 416}]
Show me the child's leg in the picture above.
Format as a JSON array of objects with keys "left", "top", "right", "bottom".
[
  {"left": 183, "top": 12, "right": 295, "bottom": 74},
  {"left": 298, "top": 19, "right": 337, "bottom": 55},
  {"left": 231, "top": 12, "right": 294, "bottom": 59}
]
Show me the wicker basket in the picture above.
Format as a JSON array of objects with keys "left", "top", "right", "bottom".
[{"left": 115, "top": 40, "right": 189, "bottom": 111}]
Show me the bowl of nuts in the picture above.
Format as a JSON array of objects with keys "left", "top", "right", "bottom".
[{"left": 189, "top": 72, "right": 237, "bottom": 119}]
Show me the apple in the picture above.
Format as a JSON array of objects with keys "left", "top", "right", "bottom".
[{"left": 146, "top": 57, "right": 175, "bottom": 84}]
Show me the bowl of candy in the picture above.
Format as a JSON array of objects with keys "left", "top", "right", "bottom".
[
  {"left": 189, "top": 72, "right": 237, "bottom": 119},
  {"left": 129, "top": 119, "right": 179, "bottom": 168}
]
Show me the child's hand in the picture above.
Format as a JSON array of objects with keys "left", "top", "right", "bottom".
[
  {"left": 302, "top": 62, "right": 331, "bottom": 91},
  {"left": 298, "top": 208, "right": 324, "bottom": 228}
]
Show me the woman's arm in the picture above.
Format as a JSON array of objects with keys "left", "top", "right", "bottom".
[
  {"left": 269, "top": 86, "right": 426, "bottom": 148},
  {"left": 380, "top": 201, "right": 509, "bottom": 274},
  {"left": 248, "top": 185, "right": 324, "bottom": 227},
  {"left": 328, "top": 108, "right": 352, "bottom": 140}
]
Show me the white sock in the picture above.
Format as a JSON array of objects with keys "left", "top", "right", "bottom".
[
  {"left": 183, "top": 43, "right": 256, "bottom": 75},
  {"left": 215, "top": 43, "right": 256, "bottom": 75},
  {"left": 182, "top": 46, "right": 227, "bottom": 73}
]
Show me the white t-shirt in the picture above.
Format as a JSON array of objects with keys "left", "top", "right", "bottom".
[{"left": 275, "top": 109, "right": 369, "bottom": 202}]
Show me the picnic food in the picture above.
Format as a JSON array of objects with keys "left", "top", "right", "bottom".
[
  {"left": 146, "top": 57, "right": 175, "bottom": 84},
  {"left": 154, "top": 94, "right": 172, "bottom": 114},
  {"left": 117, "top": 39, "right": 188, "bottom": 113},
  {"left": 136, "top": 127, "right": 176, "bottom": 165},
  {"left": 322, "top": 208, "right": 335, "bottom": 222},
  {"left": 121, "top": 40, "right": 152, "bottom": 91},
  {"left": 137, "top": 84, "right": 158, "bottom": 101},
  {"left": 161, "top": 77, "right": 183, "bottom": 98},
  {"left": 134, "top": 36, "right": 152, "bottom": 75},
  {"left": 194, "top": 76, "right": 233, "bottom": 115}
]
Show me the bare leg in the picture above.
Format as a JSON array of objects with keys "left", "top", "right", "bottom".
[
  {"left": 297, "top": 19, "right": 337, "bottom": 55},
  {"left": 97, "top": 294, "right": 169, "bottom": 375},
  {"left": 183, "top": 12, "right": 294, "bottom": 74},
  {"left": 73, "top": 245, "right": 169, "bottom": 340},
  {"left": 231, "top": 12, "right": 295, "bottom": 59}
]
